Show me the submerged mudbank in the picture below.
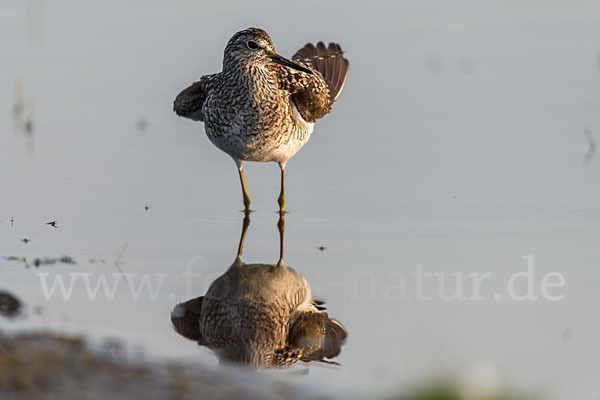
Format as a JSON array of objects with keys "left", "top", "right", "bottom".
[{"left": 0, "top": 330, "right": 329, "bottom": 400}]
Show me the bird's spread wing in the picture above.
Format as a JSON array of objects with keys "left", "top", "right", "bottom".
[
  {"left": 293, "top": 42, "right": 349, "bottom": 106},
  {"left": 173, "top": 73, "right": 220, "bottom": 121},
  {"left": 279, "top": 41, "right": 348, "bottom": 123}
]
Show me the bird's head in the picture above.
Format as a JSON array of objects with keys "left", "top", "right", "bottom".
[{"left": 223, "top": 27, "right": 313, "bottom": 75}]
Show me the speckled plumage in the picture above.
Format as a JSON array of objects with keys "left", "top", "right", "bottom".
[
  {"left": 174, "top": 28, "right": 348, "bottom": 211},
  {"left": 171, "top": 267, "right": 347, "bottom": 369},
  {"left": 171, "top": 214, "right": 347, "bottom": 369},
  {"left": 174, "top": 28, "right": 348, "bottom": 164}
]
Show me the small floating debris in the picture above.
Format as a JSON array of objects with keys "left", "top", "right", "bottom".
[
  {"left": 34, "top": 257, "right": 55, "bottom": 267},
  {"left": 144, "top": 206, "right": 150, "bottom": 211},
  {"left": 59, "top": 255, "right": 75, "bottom": 264},
  {"left": 21, "top": 238, "right": 30, "bottom": 244},
  {"left": 46, "top": 220, "right": 57, "bottom": 228},
  {"left": 3, "top": 256, "right": 26, "bottom": 262},
  {"left": 2, "top": 255, "right": 76, "bottom": 267},
  {"left": 0, "top": 291, "right": 22, "bottom": 318},
  {"left": 34, "top": 256, "right": 76, "bottom": 267},
  {"left": 317, "top": 246, "right": 326, "bottom": 252}
]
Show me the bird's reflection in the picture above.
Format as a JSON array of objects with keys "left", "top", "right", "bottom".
[{"left": 171, "top": 212, "right": 347, "bottom": 369}]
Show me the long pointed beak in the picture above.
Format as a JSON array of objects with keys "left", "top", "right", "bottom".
[{"left": 269, "top": 54, "right": 313, "bottom": 75}]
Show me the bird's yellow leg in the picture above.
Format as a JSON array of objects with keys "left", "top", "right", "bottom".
[
  {"left": 236, "top": 208, "right": 251, "bottom": 259},
  {"left": 277, "top": 211, "right": 285, "bottom": 266},
  {"left": 237, "top": 164, "right": 251, "bottom": 211},
  {"left": 277, "top": 165, "right": 285, "bottom": 214}
]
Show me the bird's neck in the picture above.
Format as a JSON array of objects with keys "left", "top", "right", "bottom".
[{"left": 223, "top": 63, "right": 278, "bottom": 95}]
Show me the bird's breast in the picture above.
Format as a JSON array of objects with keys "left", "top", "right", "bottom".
[{"left": 202, "top": 80, "right": 313, "bottom": 163}]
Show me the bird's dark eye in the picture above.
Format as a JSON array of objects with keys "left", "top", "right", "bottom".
[{"left": 246, "top": 40, "right": 259, "bottom": 50}]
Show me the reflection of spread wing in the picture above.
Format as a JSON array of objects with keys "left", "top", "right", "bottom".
[
  {"left": 173, "top": 73, "right": 220, "bottom": 121},
  {"left": 293, "top": 42, "right": 349, "bottom": 106},
  {"left": 318, "top": 318, "right": 347, "bottom": 360},
  {"left": 288, "top": 311, "right": 348, "bottom": 363},
  {"left": 171, "top": 297, "right": 205, "bottom": 345}
]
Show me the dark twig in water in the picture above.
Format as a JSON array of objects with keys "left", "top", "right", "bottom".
[{"left": 3, "top": 255, "right": 76, "bottom": 267}]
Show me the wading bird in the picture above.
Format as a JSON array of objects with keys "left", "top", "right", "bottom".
[{"left": 174, "top": 28, "right": 349, "bottom": 213}]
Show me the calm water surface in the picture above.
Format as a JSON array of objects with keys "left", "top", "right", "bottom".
[{"left": 1, "top": 1, "right": 600, "bottom": 399}]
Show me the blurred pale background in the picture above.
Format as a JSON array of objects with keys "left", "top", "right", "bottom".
[{"left": 1, "top": 1, "right": 600, "bottom": 399}]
